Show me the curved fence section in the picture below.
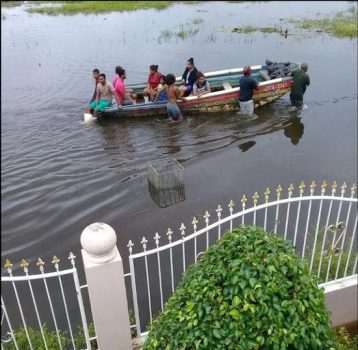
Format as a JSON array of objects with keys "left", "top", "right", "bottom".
[
  {"left": 128, "top": 181, "right": 357, "bottom": 336},
  {"left": 1, "top": 253, "right": 93, "bottom": 350}
]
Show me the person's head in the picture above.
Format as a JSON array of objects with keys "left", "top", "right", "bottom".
[
  {"left": 149, "top": 65, "right": 159, "bottom": 73},
  {"left": 92, "top": 68, "right": 100, "bottom": 79},
  {"left": 301, "top": 63, "right": 308, "bottom": 72},
  {"left": 98, "top": 73, "right": 106, "bottom": 84},
  {"left": 196, "top": 71, "right": 206, "bottom": 85},
  {"left": 165, "top": 74, "right": 176, "bottom": 86},
  {"left": 116, "top": 67, "right": 126, "bottom": 79},
  {"left": 115, "top": 65, "right": 123, "bottom": 75},
  {"left": 159, "top": 75, "right": 165, "bottom": 85},
  {"left": 243, "top": 66, "right": 252, "bottom": 76},
  {"left": 186, "top": 57, "right": 195, "bottom": 70}
]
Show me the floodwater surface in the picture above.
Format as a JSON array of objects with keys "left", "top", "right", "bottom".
[{"left": 2, "top": 1, "right": 357, "bottom": 274}]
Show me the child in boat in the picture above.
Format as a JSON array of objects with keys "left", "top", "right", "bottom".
[
  {"left": 165, "top": 74, "right": 184, "bottom": 121},
  {"left": 192, "top": 71, "right": 211, "bottom": 98},
  {"left": 154, "top": 75, "right": 168, "bottom": 102}
]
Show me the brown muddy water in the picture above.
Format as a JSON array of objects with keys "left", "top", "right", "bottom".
[{"left": 1, "top": 0, "right": 357, "bottom": 331}]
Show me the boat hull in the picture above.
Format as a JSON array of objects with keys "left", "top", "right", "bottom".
[{"left": 97, "top": 77, "right": 293, "bottom": 119}]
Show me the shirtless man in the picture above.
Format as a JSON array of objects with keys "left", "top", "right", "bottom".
[{"left": 165, "top": 74, "right": 184, "bottom": 122}]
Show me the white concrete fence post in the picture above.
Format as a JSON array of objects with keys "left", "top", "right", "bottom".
[{"left": 81, "top": 222, "right": 132, "bottom": 350}]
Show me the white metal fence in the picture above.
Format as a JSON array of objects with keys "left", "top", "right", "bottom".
[
  {"left": 1, "top": 253, "right": 94, "bottom": 350},
  {"left": 127, "top": 181, "right": 357, "bottom": 336}
]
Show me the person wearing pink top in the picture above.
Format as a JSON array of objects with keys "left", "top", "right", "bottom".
[{"left": 115, "top": 67, "right": 136, "bottom": 106}]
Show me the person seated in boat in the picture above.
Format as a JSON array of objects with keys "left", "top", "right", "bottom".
[
  {"left": 113, "top": 65, "right": 136, "bottom": 96},
  {"left": 90, "top": 68, "right": 100, "bottom": 103},
  {"left": 143, "top": 65, "right": 163, "bottom": 102},
  {"left": 154, "top": 75, "right": 168, "bottom": 103},
  {"left": 191, "top": 71, "right": 211, "bottom": 98},
  {"left": 179, "top": 57, "right": 198, "bottom": 97},
  {"left": 238, "top": 66, "right": 258, "bottom": 115},
  {"left": 114, "top": 67, "right": 137, "bottom": 107},
  {"left": 89, "top": 73, "right": 121, "bottom": 116},
  {"left": 165, "top": 74, "right": 184, "bottom": 121}
]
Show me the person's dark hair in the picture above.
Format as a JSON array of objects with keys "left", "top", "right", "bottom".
[
  {"left": 116, "top": 67, "right": 126, "bottom": 77},
  {"left": 150, "top": 65, "right": 159, "bottom": 72},
  {"left": 115, "top": 66, "right": 123, "bottom": 75},
  {"left": 93, "top": 68, "right": 100, "bottom": 74},
  {"left": 187, "top": 57, "right": 194, "bottom": 65},
  {"left": 165, "top": 74, "right": 176, "bottom": 85},
  {"left": 99, "top": 73, "right": 106, "bottom": 79},
  {"left": 195, "top": 71, "right": 205, "bottom": 83}
]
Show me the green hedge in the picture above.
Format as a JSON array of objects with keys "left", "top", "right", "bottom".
[{"left": 144, "top": 226, "right": 343, "bottom": 350}]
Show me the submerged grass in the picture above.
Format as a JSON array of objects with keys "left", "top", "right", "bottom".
[
  {"left": 232, "top": 25, "right": 280, "bottom": 34},
  {"left": 286, "top": 6, "right": 357, "bottom": 37},
  {"left": 27, "top": 1, "right": 172, "bottom": 15}
]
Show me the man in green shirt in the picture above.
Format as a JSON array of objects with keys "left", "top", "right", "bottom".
[{"left": 288, "top": 63, "right": 310, "bottom": 109}]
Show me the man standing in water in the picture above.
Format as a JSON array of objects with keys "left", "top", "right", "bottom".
[
  {"left": 288, "top": 63, "right": 310, "bottom": 109},
  {"left": 238, "top": 66, "right": 258, "bottom": 115}
]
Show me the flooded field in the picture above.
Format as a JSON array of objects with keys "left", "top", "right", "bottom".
[{"left": 1, "top": 1, "right": 357, "bottom": 333}]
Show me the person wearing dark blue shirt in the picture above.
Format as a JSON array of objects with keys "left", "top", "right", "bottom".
[
  {"left": 179, "top": 57, "right": 198, "bottom": 97},
  {"left": 238, "top": 66, "right": 258, "bottom": 115}
]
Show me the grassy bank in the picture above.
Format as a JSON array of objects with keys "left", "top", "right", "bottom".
[
  {"left": 26, "top": 1, "right": 174, "bottom": 15},
  {"left": 232, "top": 25, "right": 281, "bottom": 34},
  {"left": 286, "top": 5, "right": 357, "bottom": 38}
]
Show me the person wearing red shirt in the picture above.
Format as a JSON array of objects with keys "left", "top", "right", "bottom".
[{"left": 143, "top": 65, "right": 162, "bottom": 102}]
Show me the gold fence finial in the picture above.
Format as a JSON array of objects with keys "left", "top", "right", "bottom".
[
  {"left": 332, "top": 181, "right": 337, "bottom": 190},
  {"left": 52, "top": 256, "right": 60, "bottom": 266},
  {"left": 322, "top": 180, "right": 328, "bottom": 189},
  {"left": 4, "top": 259, "right": 12, "bottom": 271},
  {"left": 264, "top": 187, "right": 270, "bottom": 201},
  {"left": 36, "top": 258, "right": 45, "bottom": 268},
  {"left": 276, "top": 185, "right": 282, "bottom": 199},
  {"left": 241, "top": 194, "right": 247, "bottom": 205},
  {"left": 310, "top": 180, "right": 316, "bottom": 189},
  {"left": 351, "top": 183, "right": 357, "bottom": 194},
  {"left": 20, "top": 259, "right": 29, "bottom": 270},
  {"left": 288, "top": 183, "right": 294, "bottom": 193},
  {"left": 299, "top": 181, "right": 305, "bottom": 191},
  {"left": 252, "top": 192, "right": 259, "bottom": 205},
  {"left": 228, "top": 200, "right": 235, "bottom": 209}
]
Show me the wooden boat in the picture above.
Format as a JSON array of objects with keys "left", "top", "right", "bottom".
[{"left": 84, "top": 63, "right": 298, "bottom": 120}]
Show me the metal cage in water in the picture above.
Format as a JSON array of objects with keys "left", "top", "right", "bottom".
[{"left": 147, "top": 158, "right": 184, "bottom": 190}]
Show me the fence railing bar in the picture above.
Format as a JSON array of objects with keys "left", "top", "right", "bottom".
[
  {"left": 335, "top": 200, "right": 353, "bottom": 279},
  {"left": 325, "top": 196, "right": 344, "bottom": 283},
  {"left": 353, "top": 255, "right": 357, "bottom": 274},
  {"left": 302, "top": 197, "right": 313, "bottom": 259},
  {"left": 344, "top": 215, "right": 357, "bottom": 278},
  {"left": 293, "top": 200, "right": 302, "bottom": 247},
  {"left": 169, "top": 244, "right": 174, "bottom": 293},
  {"left": 26, "top": 274, "right": 48, "bottom": 350},
  {"left": 144, "top": 253, "right": 152, "bottom": 323},
  {"left": 10, "top": 275, "right": 34, "bottom": 350},
  {"left": 156, "top": 250, "right": 164, "bottom": 312},
  {"left": 274, "top": 203, "right": 280, "bottom": 234},
  {"left": 57, "top": 273, "right": 76, "bottom": 349},
  {"left": 129, "top": 256, "right": 142, "bottom": 338},
  {"left": 1, "top": 268, "right": 77, "bottom": 282},
  {"left": 1, "top": 297, "right": 19, "bottom": 350},
  {"left": 72, "top": 266, "right": 91, "bottom": 350},
  {"left": 317, "top": 198, "right": 334, "bottom": 278},
  {"left": 309, "top": 198, "right": 324, "bottom": 273},
  {"left": 124, "top": 273, "right": 131, "bottom": 278},
  {"left": 130, "top": 196, "right": 357, "bottom": 259}
]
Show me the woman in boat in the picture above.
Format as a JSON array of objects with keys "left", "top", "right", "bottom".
[
  {"left": 143, "top": 65, "right": 163, "bottom": 101},
  {"left": 191, "top": 71, "right": 211, "bottom": 98},
  {"left": 179, "top": 57, "right": 198, "bottom": 97}
]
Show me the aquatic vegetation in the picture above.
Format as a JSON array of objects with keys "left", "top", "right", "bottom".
[
  {"left": 27, "top": 1, "right": 172, "bottom": 15},
  {"left": 232, "top": 25, "right": 280, "bottom": 34},
  {"left": 192, "top": 17, "right": 203, "bottom": 25},
  {"left": 285, "top": 6, "right": 357, "bottom": 38},
  {"left": 176, "top": 27, "right": 199, "bottom": 39}
]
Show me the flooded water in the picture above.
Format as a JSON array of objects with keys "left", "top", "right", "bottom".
[{"left": 1, "top": 1, "right": 357, "bottom": 327}]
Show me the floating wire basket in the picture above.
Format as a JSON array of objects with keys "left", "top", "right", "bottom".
[{"left": 147, "top": 158, "right": 184, "bottom": 190}]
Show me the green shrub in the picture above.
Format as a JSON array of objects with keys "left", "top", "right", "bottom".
[
  {"left": 2, "top": 322, "right": 96, "bottom": 350},
  {"left": 144, "top": 226, "right": 341, "bottom": 350}
]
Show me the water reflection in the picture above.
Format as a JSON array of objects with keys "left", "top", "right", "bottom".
[
  {"left": 148, "top": 181, "right": 185, "bottom": 208},
  {"left": 283, "top": 116, "right": 305, "bottom": 145}
]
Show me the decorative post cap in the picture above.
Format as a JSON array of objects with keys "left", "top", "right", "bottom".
[{"left": 80, "top": 223, "right": 118, "bottom": 264}]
